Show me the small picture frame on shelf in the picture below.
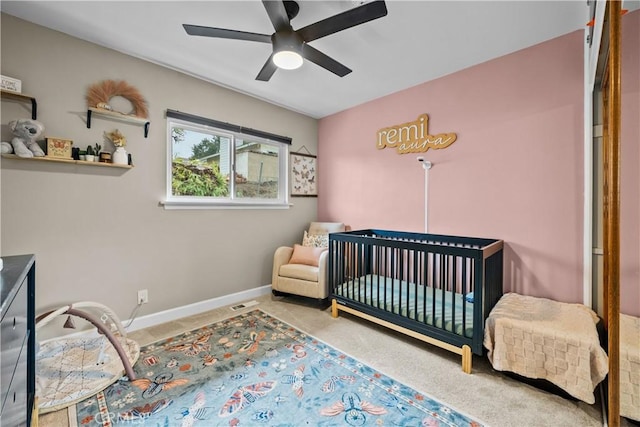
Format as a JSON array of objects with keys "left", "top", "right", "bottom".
[
  {"left": 45, "top": 137, "right": 73, "bottom": 159},
  {"left": 0, "top": 75, "right": 22, "bottom": 93}
]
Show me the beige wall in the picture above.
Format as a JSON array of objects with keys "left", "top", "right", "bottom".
[{"left": 0, "top": 14, "right": 318, "bottom": 319}]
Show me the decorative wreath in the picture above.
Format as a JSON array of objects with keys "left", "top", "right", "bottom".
[{"left": 86, "top": 79, "right": 148, "bottom": 119}]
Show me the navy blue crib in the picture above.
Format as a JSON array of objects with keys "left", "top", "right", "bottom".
[{"left": 329, "top": 229, "right": 503, "bottom": 373}]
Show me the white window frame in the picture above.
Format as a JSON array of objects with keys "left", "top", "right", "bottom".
[{"left": 162, "top": 112, "right": 290, "bottom": 210}]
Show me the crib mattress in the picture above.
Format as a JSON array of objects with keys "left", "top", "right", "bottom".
[
  {"left": 333, "top": 274, "right": 474, "bottom": 337},
  {"left": 483, "top": 293, "right": 608, "bottom": 404},
  {"left": 621, "top": 313, "right": 640, "bottom": 421}
]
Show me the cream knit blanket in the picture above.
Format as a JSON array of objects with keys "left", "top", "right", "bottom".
[
  {"left": 621, "top": 313, "right": 640, "bottom": 421},
  {"left": 484, "top": 293, "right": 608, "bottom": 404}
]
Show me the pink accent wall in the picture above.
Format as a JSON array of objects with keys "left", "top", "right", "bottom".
[
  {"left": 320, "top": 14, "right": 640, "bottom": 314},
  {"left": 621, "top": 10, "right": 639, "bottom": 316},
  {"left": 318, "top": 30, "right": 585, "bottom": 303}
]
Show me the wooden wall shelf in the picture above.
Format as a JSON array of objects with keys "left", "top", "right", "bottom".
[
  {"left": 1, "top": 154, "right": 133, "bottom": 169},
  {"left": 87, "top": 107, "right": 150, "bottom": 138},
  {"left": 1, "top": 89, "right": 37, "bottom": 120}
]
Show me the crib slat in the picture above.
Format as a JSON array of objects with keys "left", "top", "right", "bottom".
[
  {"left": 382, "top": 246, "right": 387, "bottom": 310},
  {"left": 431, "top": 253, "right": 437, "bottom": 325},
  {"left": 356, "top": 242, "right": 361, "bottom": 302},
  {"left": 440, "top": 254, "right": 446, "bottom": 331},
  {"left": 451, "top": 255, "right": 457, "bottom": 335},
  {"left": 422, "top": 251, "right": 428, "bottom": 325},
  {"left": 412, "top": 252, "right": 422, "bottom": 320},
  {"left": 462, "top": 257, "right": 468, "bottom": 338}
]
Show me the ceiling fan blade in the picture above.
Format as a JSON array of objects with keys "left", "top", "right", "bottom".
[
  {"left": 301, "top": 45, "right": 352, "bottom": 77},
  {"left": 256, "top": 55, "right": 278, "bottom": 81},
  {"left": 183, "top": 24, "right": 271, "bottom": 43},
  {"left": 262, "top": 0, "right": 291, "bottom": 31},
  {"left": 296, "top": 1, "right": 388, "bottom": 43}
]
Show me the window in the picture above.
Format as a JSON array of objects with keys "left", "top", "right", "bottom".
[{"left": 164, "top": 110, "right": 290, "bottom": 208}]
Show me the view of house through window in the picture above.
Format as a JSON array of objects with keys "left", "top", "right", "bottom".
[{"left": 167, "top": 114, "right": 289, "bottom": 206}]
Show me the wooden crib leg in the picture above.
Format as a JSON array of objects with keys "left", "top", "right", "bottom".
[
  {"left": 462, "top": 345, "right": 472, "bottom": 374},
  {"left": 31, "top": 396, "right": 39, "bottom": 427},
  {"left": 331, "top": 299, "right": 339, "bottom": 318}
]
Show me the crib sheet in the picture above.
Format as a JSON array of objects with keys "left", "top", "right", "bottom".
[
  {"left": 483, "top": 293, "right": 608, "bottom": 404},
  {"left": 334, "top": 274, "right": 474, "bottom": 336}
]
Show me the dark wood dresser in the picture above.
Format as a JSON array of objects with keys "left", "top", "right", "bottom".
[{"left": 1, "top": 255, "right": 36, "bottom": 427}]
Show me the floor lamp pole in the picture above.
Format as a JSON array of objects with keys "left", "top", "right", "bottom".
[{"left": 417, "top": 157, "right": 433, "bottom": 233}]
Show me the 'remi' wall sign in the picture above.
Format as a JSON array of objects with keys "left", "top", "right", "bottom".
[{"left": 376, "top": 114, "right": 457, "bottom": 154}]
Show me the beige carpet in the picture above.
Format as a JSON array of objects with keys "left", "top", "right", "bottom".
[{"left": 39, "top": 293, "right": 626, "bottom": 427}]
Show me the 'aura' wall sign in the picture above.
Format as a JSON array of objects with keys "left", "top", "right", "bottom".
[{"left": 376, "top": 114, "right": 456, "bottom": 154}]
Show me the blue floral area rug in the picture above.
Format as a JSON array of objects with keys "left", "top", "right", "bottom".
[{"left": 73, "top": 309, "right": 483, "bottom": 426}]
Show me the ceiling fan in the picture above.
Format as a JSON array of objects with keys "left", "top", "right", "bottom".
[{"left": 183, "top": 0, "right": 388, "bottom": 81}]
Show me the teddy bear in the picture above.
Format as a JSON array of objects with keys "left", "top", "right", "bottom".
[{"left": 9, "top": 119, "right": 45, "bottom": 158}]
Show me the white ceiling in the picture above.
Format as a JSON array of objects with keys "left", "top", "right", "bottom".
[{"left": 0, "top": 1, "right": 628, "bottom": 118}]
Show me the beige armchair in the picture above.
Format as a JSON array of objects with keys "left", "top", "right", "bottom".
[{"left": 272, "top": 222, "right": 346, "bottom": 304}]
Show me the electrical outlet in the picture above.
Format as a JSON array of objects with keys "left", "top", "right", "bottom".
[{"left": 137, "top": 289, "right": 149, "bottom": 305}]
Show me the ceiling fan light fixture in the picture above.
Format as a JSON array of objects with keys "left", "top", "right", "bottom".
[
  {"left": 273, "top": 50, "right": 303, "bottom": 69},
  {"left": 272, "top": 31, "right": 303, "bottom": 70}
]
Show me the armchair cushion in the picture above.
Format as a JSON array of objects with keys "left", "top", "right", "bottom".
[
  {"left": 289, "top": 244, "right": 325, "bottom": 267},
  {"left": 279, "top": 264, "right": 319, "bottom": 282}
]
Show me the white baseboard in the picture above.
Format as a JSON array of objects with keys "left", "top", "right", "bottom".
[
  {"left": 124, "top": 285, "right": 272, "bottom": 332},
  {"left": 39, "top": 285, "right": 273, "bottom": 344}
]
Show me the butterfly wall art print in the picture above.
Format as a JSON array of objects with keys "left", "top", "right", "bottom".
[{"left": 290, "top": 153, "right": 317, "bottom": 197}]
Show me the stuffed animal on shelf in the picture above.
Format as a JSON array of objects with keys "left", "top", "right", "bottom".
[{"left": 9, "top": 119, "right": 45, "bottom": 158}]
